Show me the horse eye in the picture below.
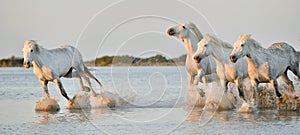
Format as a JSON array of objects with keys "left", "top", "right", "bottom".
[
  {"left": 204, "top": 44, "right": 207, "bottom": 47},
  {"left": 182, "top": 26, "right": 186, "bottom": 29},
  {"left": 30, "top": 49, "right": 33, "bottom": 52},
  {"left": 241, "top": 44, "right": 244, "bottom": 47}
]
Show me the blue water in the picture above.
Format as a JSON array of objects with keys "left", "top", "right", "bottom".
[{"left": 1, "top": 67, "right": 300, "bottom": 134}]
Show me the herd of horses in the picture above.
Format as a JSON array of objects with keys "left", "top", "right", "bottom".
[{"left": 22, "top": 22, "right": 300, "bottom": 109}]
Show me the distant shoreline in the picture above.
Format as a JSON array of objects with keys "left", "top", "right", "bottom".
[
  {"left": 2, "top": 52, "right": 300, "bottom": 67},
  {"left": 0, "top": 54, "right": 186, "bottom": 67}
]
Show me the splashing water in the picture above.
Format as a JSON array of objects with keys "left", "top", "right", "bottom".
[
  {"left": 204, "top": 83, "right": 236, "bottom": 111},
  {"left": 185, "top": 82, "right": 237, "bottom": 111},
  {"left": 35, "top": 97, "right": 60, "bottom": 112},
  {"left": 277, "top": 91, "right": 298, "bottom": 111},
  {"left": 92, "top": 87, "right": 135, "bottom": 108},
  {"left": 67, "top": 93, "right": 91, "bottom": 109},
  {"left": 238, "top": 101, "right": 257, "bottom": 113},
  {"left": 184, "top": 87, "right": 206, "bottom": 107}
]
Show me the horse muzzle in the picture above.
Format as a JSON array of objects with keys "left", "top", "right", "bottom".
[
  {"left": 167, "top": 28, "right": 175, "bottom": 36},
  {"left": 193, "top": 56, "right": 201, "bottom": 64},
  {"left": 24, "top": 62, "right": 30, "bottom": 68},
  {"left": 229, "top": 55, "right": 237, "bottom": 63}
]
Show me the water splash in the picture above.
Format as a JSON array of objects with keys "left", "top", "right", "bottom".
[
  {"left": 277, "top": 91, "right": 298, "bottom": 111},
  {"left": 184, "top": 87, "right": 206, "bottom": 107},
  {"left": 204, "top": 84, "right": 236, "bottom": 111},
  {"left": 35, "top": 97, "right": 60, "bottom": 112},
  {"left": 238, "top": 101, "right": 256, "bottom": 113},
  {"left": 185, "top": 82, "right": 237, "bottom": 111},
  {"left": 90, "top": 90, "right": 133, "bottom": 108},
  {"left": 67, "top": 93, "right": 91, "bottom": 109}
]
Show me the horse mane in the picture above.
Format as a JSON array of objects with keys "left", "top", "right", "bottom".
[
  {"left": 238, "top": 34, "right": 263, "bottom": 49},
  {"left": 186, "top": 22, "right": 203, "bottom": 40},
  {"left": 27, "top": 40, "right": 42, "bottom": 53},
  {"left": 204, "top": 34, "right": 233, "bottom": 49},
  {"left": 248, "top": 38, "right": 263, "bottom": 49}
]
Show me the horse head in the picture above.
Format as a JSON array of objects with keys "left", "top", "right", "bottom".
[
  {"left": 22, "top": 40, "right": 39, "bottom": 68},
  {"left": 167, "top": 22, "right": 203, "bottom": 40},
  {"left": 193, "top": 35, "right": 211, "bottom": 64},
  {"left": 230, "top": 34, "right": 252, "bottom": 63}
]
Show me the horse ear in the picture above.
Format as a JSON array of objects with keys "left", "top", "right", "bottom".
[{"left": 240, "top": 34, "right": 251, "bottom": 40}]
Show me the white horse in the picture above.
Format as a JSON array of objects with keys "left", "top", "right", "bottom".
[
  {"left": 22, "top": 40, "right": 102, "bottom": 104},
  {"left": 167, "top": 22, "right": 218, "bottom": 92},
  {"left": 230, "top": 34, "right": 300, "bottom": 104},
  {"left": 193, "top": 35, "right": 248, "bottom": 101}
]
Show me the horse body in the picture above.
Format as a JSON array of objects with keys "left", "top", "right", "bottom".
[
  {"left": 23, "top": 40, "right": 102, "bottom": 104},
  {"left": 194, "top": 34, "right": 248, "bottom": 101},
  {"left": 32, "top": 46, "right": 76, "bottom": 80},
  {"left": 167, "top": 22, "right": 218, "bottom": 91},
  {"left": 230, "top": 34, "right": 300, "bottom": 104}
]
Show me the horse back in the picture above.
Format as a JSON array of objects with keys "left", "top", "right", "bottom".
[{"left": 268, "top": 42, "right": 298, "bottom": 64}]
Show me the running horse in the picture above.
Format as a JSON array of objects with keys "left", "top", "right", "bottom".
[
  {"left": 230, "top": 34, "right": 300, "bottom": 104},
  {"left": 193, "top": 34, "right": 248, "bottom": 101},
  {"left": 167, "top": 22, "right": 218, "bottom": 93},
  {"left": 22, "top": 40, "right": 102, "bottom": 104}
]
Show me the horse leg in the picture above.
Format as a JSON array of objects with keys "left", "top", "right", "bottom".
[
  {"left": 187, "top": 73, "right": 194, "bottom": 91},
  {"left": 235, "top": 78, "right": 246, "bottom": 101},
  {"left": 84, "top": 66, "right": 102, "bottom": 87},
  {"left": 63, "top": 70, "right": 90, "bottom": 92},
  {"left": 40, "top": 80, "right": 50, "bottom": 99},
  {"left": 289, "top": 62, "right": 300, "bottom": 81},
  {"left": 224, "top": 81, "right": 229, "bottom": 93},
  {"left": 53, "top": 79, "right": 73, "bottom": 103},
  {"left": 250, "top": 80, "right": 258, "bottom": 105},
  {"left": 281, "top": 72, "right": 296, "bottom": 98},
  {"left": 77, "top": 69, "right": 98, "bottom": 97},
  {"left": 270, "top": 79, "right": 281, "bottom": 98}
]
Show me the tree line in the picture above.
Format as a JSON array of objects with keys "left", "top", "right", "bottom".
[{"left": 2, "top": 52, "right": 300, "bottom": 67}]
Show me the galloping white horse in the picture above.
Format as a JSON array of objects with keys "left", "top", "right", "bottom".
[
  {"left": 23, "top": 40, "right": 102, "bottom": 104},
  {"left": 167, "top": 22, "right": 218, "bottom": 92},
  {"left": 193, "top": 35, "right": 248, "bottom": 101},
  {"left": 230, "top": 34, "right": 300, "bottom": 104}
]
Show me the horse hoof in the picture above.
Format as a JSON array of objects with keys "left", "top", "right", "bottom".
[
  {"left": 68, "top": 100, "right": 74, "bottom": 106},
  {"left": 200, "top": 92, "right": 205, "bottom": 97},
  {"left": 91, "top": 92, "right": 99, "bottom": 97}
]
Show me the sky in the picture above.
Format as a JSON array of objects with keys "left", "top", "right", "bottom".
[{"left": 1, "top": 0, "right": 300, "bottom": 61}]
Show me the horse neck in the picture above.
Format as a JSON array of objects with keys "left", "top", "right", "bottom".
[
  {"left": 182, "top": 33, "right": 199, "bottom": 56},
  {"left": 211, "top": 47, "right": 232, "bottom": 65},
  {"left": 32, "top": 47, "right": 48, "bottom": 68},
  {"left": 246, "top": 46, "right": 267, "bottom": 67}
]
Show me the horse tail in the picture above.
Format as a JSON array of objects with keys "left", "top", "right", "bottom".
[
  {"left": 84, "top": 65, "right": 103, "bottom": 87},
  {"left": 284, "top": 42, "right": 300, "bottom": 79},
  {"left": 286, "top": 43, "right": 299, "bottom": 64}
]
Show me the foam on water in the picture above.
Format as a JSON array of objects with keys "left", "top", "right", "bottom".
[
  {"left": 66, "top": 87, "right": 133, "bottom": 109},
  {"left": 35, "top": 97, "right": 60, "bottom": 112},
  {"left": 185, "top": 82, "right": 237, "bottom": 111},
  {"left": 204, "top": 84, "right": 236, "bottom": 111},
  {"left": 67, "top": 93, "right": 91, "bottom": 109},
  {"left": 184, "top": 87, "right": 206, "bottom": 107},
  {"left": 238, "top": 101, "right": 256, "bottom": 113},
  {"left": 277, "top": 91, "right": 298, "bottom": 110}
]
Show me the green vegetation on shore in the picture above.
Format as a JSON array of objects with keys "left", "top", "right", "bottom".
[
  {"left": 3, "top": 52, "right": 300, "bottom": 67},
  {"left": 0, "top": 54, "right": 186, "bottom": 67},
  {"left": 85, "top": 54, "right": 186, "bottom": 66}
]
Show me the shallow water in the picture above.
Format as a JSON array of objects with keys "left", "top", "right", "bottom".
[{"left": 1, "top": 67, "right": 300, "bottom": 134}]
